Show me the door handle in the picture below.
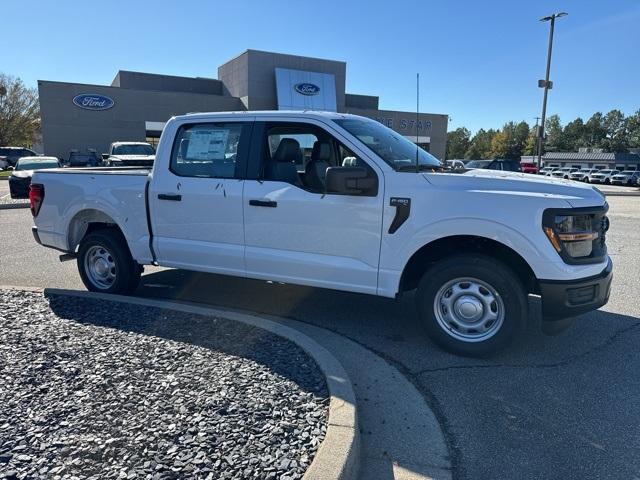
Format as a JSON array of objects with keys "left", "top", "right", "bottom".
[
  {"left": 249, "top": 199, "right": 277, "bottom": 208},
  {"left": 158, "top": 193, "right": 182, "bottom": 201}
]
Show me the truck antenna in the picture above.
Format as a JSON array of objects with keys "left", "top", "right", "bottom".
[{"left": 416, "top": 72, "right": 420, "bottom": 173}]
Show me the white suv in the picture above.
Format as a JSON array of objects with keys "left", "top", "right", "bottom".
[{"left": 588, "top": 169, "right": 619, "bottom": 184}]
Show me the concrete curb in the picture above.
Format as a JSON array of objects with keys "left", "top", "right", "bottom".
[
  {"left": 0, "top": 202, "right": 29, "bottom": 210},
  {"left": 2, "top": 286, "right": 360, "bottom": 480}
]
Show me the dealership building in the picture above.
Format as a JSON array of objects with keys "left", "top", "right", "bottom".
[{"left": 38, "top": 49, "right": 448, "bottom": 160}]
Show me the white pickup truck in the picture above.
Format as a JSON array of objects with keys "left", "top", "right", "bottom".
[{"left": 30, "top": 111, "right": 612, "bottom": 356}]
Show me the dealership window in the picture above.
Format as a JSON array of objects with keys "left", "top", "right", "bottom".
[
  {"left": 170, "top": 122, "right": 246, "bottom": 178},
  {"left": 146, "top": 136, "right": 160, "bottom": 149}
]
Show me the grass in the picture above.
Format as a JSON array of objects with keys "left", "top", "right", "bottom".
[{"left": 0, "top": 170, "right": 11, "bottom": 178}]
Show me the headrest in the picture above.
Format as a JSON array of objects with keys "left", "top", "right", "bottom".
[
  {"left": 311, "top": 141, "right": 331, "bottom": 162},
  {"left": 273, "top": 138, "right": 301, "bottom": 163}
]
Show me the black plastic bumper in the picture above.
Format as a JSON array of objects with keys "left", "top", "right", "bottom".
[
  {"left": 31, "top": 226, "right": 42, "bottom": 245},
  {"left": 539, "top": 258, "right": 613, "bottom": 321},
  {"left": 9, "top": 179, "right": 30, "bottom": 199}
]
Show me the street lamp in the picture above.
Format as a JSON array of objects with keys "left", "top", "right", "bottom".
[{"left": 536, "top": 11, "right": 568, "bottom": 168}]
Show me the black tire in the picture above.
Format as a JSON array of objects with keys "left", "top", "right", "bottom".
[
  {"left": 77, "top": 228, "right": 141, "bottom": 294},
  {"left": 415, "top": 255, "right": 527, "bottom": 357}
]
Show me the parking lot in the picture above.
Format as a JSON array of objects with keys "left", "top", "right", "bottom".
[{"left": 0, "top": 195, "right": 638, "bottom": 479}]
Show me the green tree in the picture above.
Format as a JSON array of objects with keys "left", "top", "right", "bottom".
[
  {"left": 563, "top": 118, "right": 586, "bottom": 151},
  {"left": 446, "top": 127, "right": 471, "bottom": 159},
  {"left": 0, "top": 73, "right": 40, "bottom": 147},
  {"left": 601, "top": 109, "right": 628, "bottom": 152},
  {"left": 489, "top": 130, "right": 508, "bottom": 158},
  {"left": 544, "top": 115, "right": 565, "bottom": 152},
  {"left": 507, "top": 121, "right": 530, "bottom": 159},
  {"left": 626, "top": 109, "right": 640, "bottom": 148},
  {"left": 584, "top": 112, "right": 607, "bottom": 148},
  {"left": 524, "top": 126, "right": 537, "bottom": 156},
  {"left": 465, "top": 129, "right": 496, "bottom": 159}
]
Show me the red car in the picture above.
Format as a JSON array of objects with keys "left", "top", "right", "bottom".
[{"left": 520, "top": 162, "right": 539, "bottom": 174}]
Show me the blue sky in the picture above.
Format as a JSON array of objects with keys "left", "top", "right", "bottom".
[{"left": 4, "top": 0, "right": 639, "bottom": 133}]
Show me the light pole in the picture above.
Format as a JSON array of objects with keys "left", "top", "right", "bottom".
[{"left": 536, "top": 12, "right": 568, "bottom": 168}]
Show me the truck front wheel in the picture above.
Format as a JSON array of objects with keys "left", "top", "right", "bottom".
[
  {"left": 416, "top": 255, "right": 527, "bottom": 357},
  {"left": 77, "top": 229, "right": 141, "bottom": 295}
]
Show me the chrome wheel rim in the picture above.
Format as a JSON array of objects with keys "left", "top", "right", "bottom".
[
  {"left": 84, "top": 245, "right": 116, "bottom": 289},
  {"left": 433, "top": 277, "right": 504, "bottom": 343}
]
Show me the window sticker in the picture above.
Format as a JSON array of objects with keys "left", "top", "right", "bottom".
[{"left": 186, "top": 129, "right": 230, "bottom": 160}]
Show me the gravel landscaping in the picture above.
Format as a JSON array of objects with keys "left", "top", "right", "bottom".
[{"left": 0, "top": 290, "right": 328, "bottom": 479}]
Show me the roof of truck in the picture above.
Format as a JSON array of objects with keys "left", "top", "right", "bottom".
[
  {"left": 110, "top": 141, "right": 153, "bottom": 146},
  {"left": 175, "top": 110, "right": 356, "bottom": 121}
]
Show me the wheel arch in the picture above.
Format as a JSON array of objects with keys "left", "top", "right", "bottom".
[
  {"left": 67, "top": 208, "right": 125, "bottom": 253},
  {"left": 399, "top": 235, "right": 540, "bottom": 295}
]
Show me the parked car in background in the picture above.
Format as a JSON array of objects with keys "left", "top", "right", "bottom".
[
  {"left": 610, "top": 170, "right": 640, "bottom": 186},
  {"left": 545, "top": 168, "right": 560, "bottom": 176},
  {"left": 67, "top": 150, "right": 101, "bottom": 167},
  {"left": 446, "top": 159, "right": 466, "bottom": 172},
  {"left": 588, "top": 169, "right": 619, "bottom": 184},
  {"left": 520, "top": 162, "right": 539, "bottom": 174},
  {"left": 465, "top": 159, "right": 521, "bottom": 172},
  {"left": 9, "top": 156, "right": 61, "bottom": 198},
  {"left": 551, "top": 167, "right": 580, "bottom": 179},
  {"left": 30, "top": 111, "right": 612, "bottom": 356},
  {"left": 103, "top": 142, "right": 155, "bottom": 167},
  {"left": 0, "top": 147, "right": 38, "bottom": 167},
  {"left": 538, "top": 167, "right": 552, "bottom": 175},
  {"left": 569, "top": 168, "right": 596, "bottom": 182}
]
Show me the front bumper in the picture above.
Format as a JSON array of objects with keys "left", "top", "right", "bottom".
[
  {"left": 32, "top": 226, "right": 42, "bottom": 245},
  {"left": 539, "top": 258, "right": 612, "bottom": 321}
]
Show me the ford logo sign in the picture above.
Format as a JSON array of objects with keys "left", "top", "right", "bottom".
[
  {"left": 294, "top": 83, "right": 320, "bottom": 96},
  {"left": 72, "top": 94, "right": 115, "bottom": 111}
]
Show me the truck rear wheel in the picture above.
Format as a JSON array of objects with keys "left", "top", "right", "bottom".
[
  {"left": 77, "top": 229, "right": 141, "bottom": 295},
  {"left": 416, "top": 255, "right": 527, "bottom": 357}
]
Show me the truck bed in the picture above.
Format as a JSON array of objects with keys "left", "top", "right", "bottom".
[{"left": 32, "top": 168, "right": 153, "bottom": 263}]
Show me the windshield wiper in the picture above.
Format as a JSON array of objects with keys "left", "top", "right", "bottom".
[{"left": 396, "top": 163, "right": 444, "bottom": 172}]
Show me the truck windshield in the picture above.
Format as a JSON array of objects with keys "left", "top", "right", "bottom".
[
  {"left": 334, "top": 118, "right": 442, "bottom": 171},
  {"left": 465, "top": 160, "right": 491, "bottom": 169},
  {"left": 113, "top": 144, "right": 155, "bottom": 156},
  {"left": 15, "top": 159, "right": 59, "bottom": 171}
]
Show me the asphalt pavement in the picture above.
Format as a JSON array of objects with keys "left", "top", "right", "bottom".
[{"left": 1, "top": 197, "right": 639, "bottom": 479}]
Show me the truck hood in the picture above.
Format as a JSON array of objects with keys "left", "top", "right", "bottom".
[
  {"left": 423, "top": 169, "right": 606, "bottom": 207},
  {"left": 10, "top": 170, "right": 34, "bottom": 179}
]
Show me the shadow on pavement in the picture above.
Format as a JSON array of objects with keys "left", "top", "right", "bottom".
[{"left": 132, "top": 268, "right": 640, "bottom": 368}]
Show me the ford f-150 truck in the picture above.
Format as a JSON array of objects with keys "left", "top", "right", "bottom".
[
  {"left": 29, "top": 111, "right": 612, "bottom": 356},
  {"left": 102, "top": 141, "right": 156, "bottom": 167}
]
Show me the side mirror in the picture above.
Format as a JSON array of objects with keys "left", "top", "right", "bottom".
[
  {"left": 325, "top": 167, "right": 377, "bottom": 196},
  {"left": 7, "top": 166, "right": 14, "bottom": 171},
  {"left": 101, "top": 153, "right": 109, "bottom": 160}
]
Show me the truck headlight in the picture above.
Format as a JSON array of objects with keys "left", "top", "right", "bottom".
[{"left": 542, "top": 207, "right": 609, "bottom": 264}]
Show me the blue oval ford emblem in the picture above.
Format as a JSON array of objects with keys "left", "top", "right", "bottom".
[
  {"left": 72, "top": 94, "right": 115, "bottom": 111},
  {"left": 294, "top": 83, "right": 320, "bottom": 96}
]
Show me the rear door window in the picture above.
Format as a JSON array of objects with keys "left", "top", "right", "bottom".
[{"left": 170, "top": 122, "right": 251, "bottom": 179}]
